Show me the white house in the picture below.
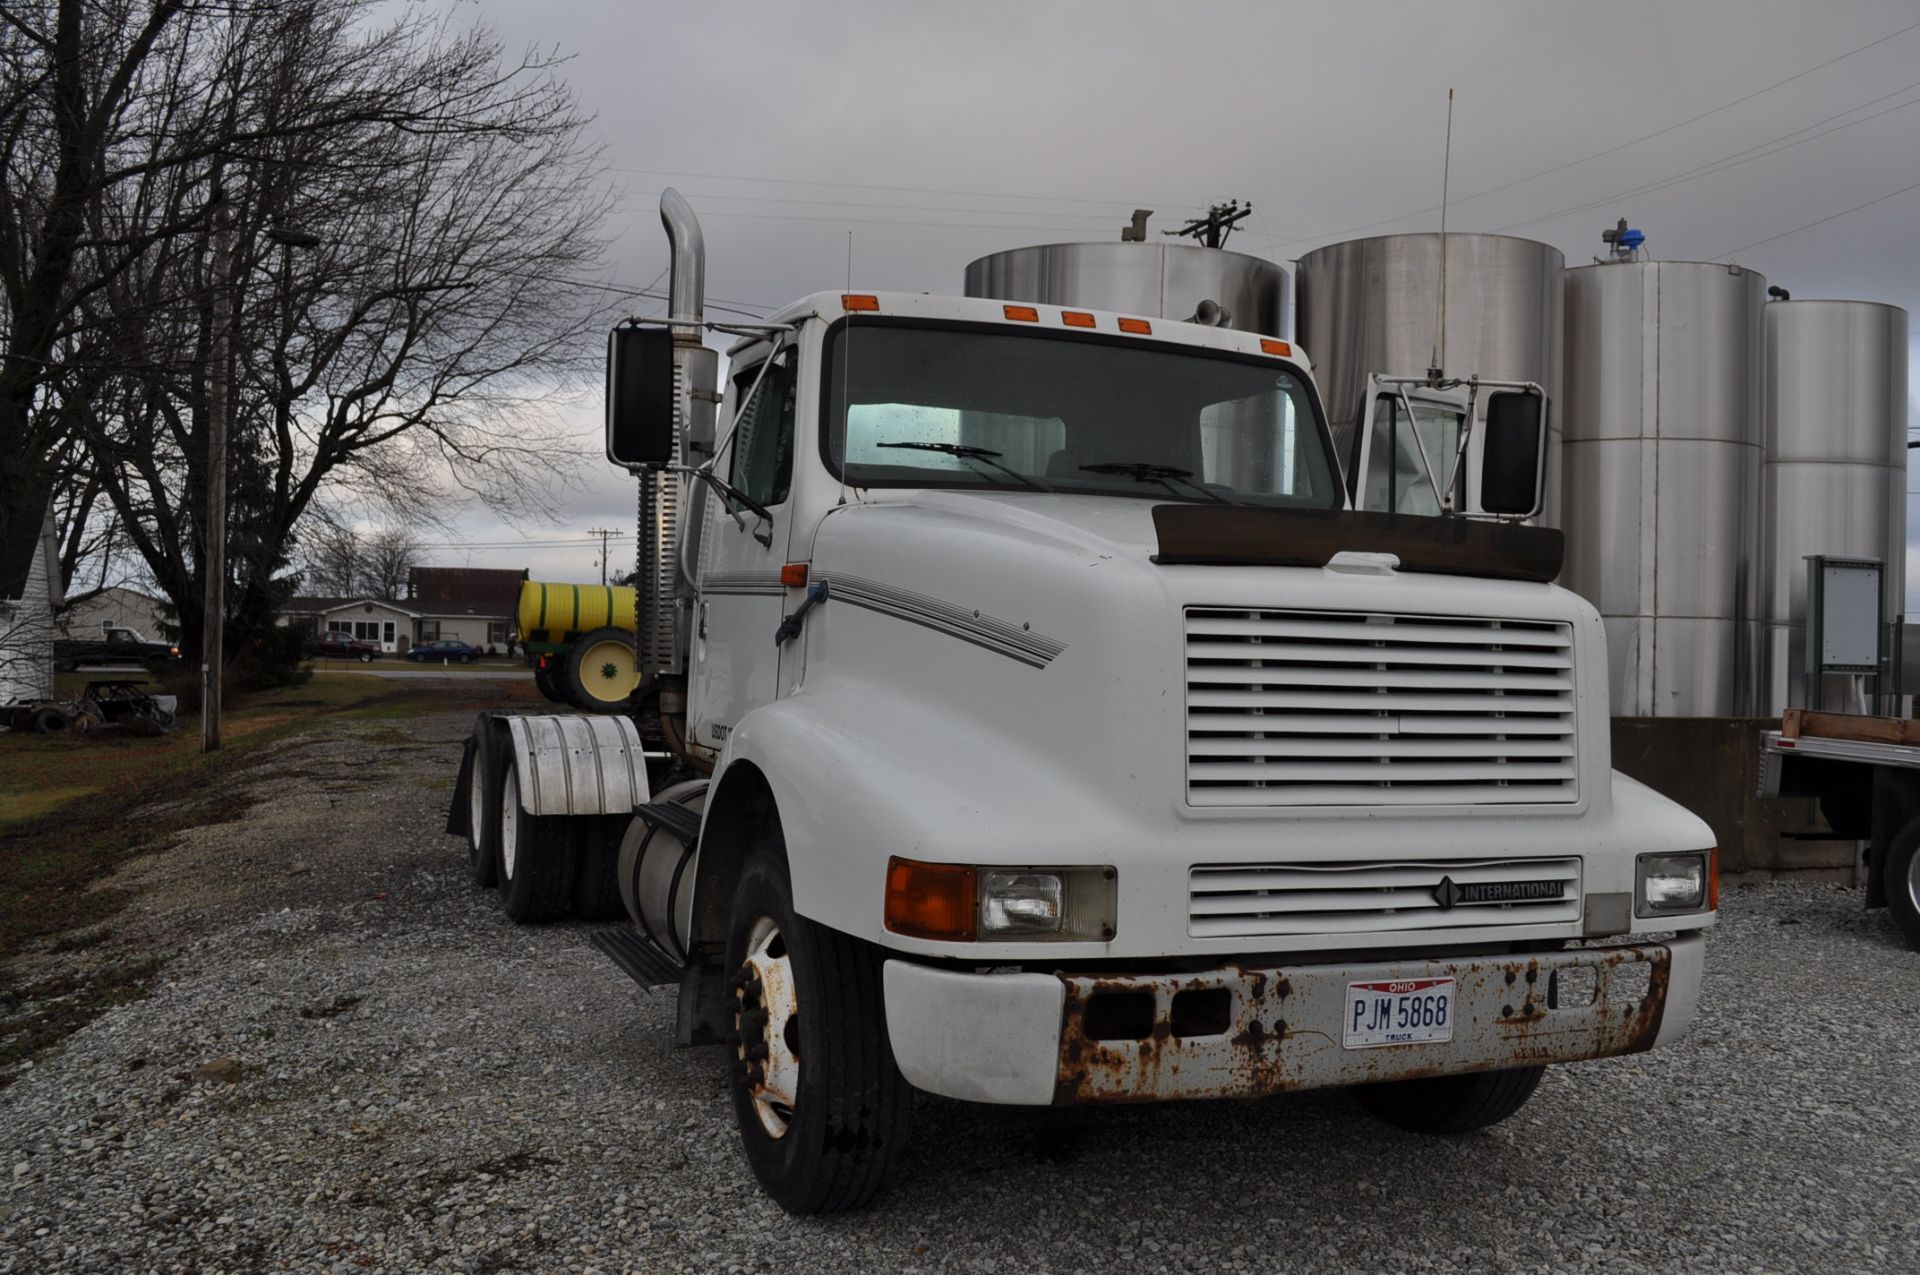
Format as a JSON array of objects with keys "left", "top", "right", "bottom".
[
  {"left": 1, "top": 491, "right": 62, "bottom": 704},
  {"left": 281, "top": 596, "right": 420, "bottom": 654},
  {"left": 57, "top": 584, "right": 172, "bottom": 642},
  {"left": 281, "top": 566, "right": 526, "bottom": 655}
]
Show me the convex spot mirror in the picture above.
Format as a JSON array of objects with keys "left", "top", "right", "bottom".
[
  {"left": 1480, "top": 389, "right": 1546, "bottom": 517},
  {"left": 606, "top": 326, "right": 676, "bottom": 468}
]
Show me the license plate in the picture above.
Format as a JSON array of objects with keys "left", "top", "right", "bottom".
[{"left": 1343, "top": 978, "right": 1455, "bottom": 1049}]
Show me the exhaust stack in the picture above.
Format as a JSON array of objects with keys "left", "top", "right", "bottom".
[
  {"left": 660, "top": 187, "right": 706, "bottom": 341},
  {"left": 636, "top": 189, "right": 717, "bottom": 679}
]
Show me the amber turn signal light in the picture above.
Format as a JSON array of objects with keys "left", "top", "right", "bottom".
[
  {"left": 885, "top": 857, "right": 976, "bottom": 941},
  {"left": 780, "top": 563, "right": 808, "bottom": 588},
  {"left": 1707, "top": 846, "right": 1720, "bottom": 912}
]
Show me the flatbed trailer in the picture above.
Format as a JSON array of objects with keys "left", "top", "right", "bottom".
[{"left": 1760, "top": 708, "right": 1920, "bottom": 946}]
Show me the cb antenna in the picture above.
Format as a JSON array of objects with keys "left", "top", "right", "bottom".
[{"left": 1430, "top": 87, "right": 1454, "bottom": 384}]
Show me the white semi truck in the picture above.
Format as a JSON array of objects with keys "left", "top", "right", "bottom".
[{"left": 449, "top": 191, "right": 1718, "bottom": 1214}]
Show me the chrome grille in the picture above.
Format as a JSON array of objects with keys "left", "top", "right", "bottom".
[
  {"left": 1188, "top": 858, "right": 1583, "bottom": 939},
  {"left": 1184, "top": 608, "right": 1577, "bottom": 806}
]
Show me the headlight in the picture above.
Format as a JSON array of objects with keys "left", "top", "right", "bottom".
[
  {"left": 981, "top": 871, "right": 1063, "bottom": 934},
  {"left": 885, "top": 858, "right": 1116, "bottom": 942},
  {"left": 1636, "top": 850, "right": 1717, "bottom": 917}
]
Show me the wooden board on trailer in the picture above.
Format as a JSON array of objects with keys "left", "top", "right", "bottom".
[{"left": 1780, "top": 708, "right": 1920, "bottom": 746}]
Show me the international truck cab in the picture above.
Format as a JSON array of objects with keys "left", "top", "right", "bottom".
[{"left": 450, "top": 191, "right": 1716, "bottom": 1214}]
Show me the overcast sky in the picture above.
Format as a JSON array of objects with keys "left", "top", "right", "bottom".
[{"left": 433, "top": 0, "right": 1920, "bottom": 603}]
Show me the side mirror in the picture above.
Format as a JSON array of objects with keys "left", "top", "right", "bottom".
[
  {"left": 1480, "top": 389, "right": 1546, "bottom": 517},
  {"left": 606, "top": 326, "right": 677, "bottom": 468}
]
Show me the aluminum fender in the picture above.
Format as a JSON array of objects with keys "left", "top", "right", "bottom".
[{"left": 500, "top": 714, "right": 649, "bottom": 816}]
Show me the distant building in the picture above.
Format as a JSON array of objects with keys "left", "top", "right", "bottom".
[
  {"left": 1, "top": 491, "right": 62, "bottom": 703},
  {"left": 280, "top": 566, "right": 527, "bottom": 654},
  {"left": 58, "top": 585, "right": 172, "bottom": 642},
  {"left": 282, "top": 595, "right": 419, "bottom": 653},
  {"left": 406, "top": 566, "right": 526, "bottom": 651}
]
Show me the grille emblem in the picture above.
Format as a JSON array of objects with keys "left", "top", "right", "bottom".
[{"left": 1432, "top": 875, "right": 1564, "bottom": 910}]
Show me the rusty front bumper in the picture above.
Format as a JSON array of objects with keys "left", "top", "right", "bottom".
[{"left": 881, "top": 935, "right": 1703, "bottom": 1107}]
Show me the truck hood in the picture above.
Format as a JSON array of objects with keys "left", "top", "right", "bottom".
[{"left": 815, "top": 489, "right": 1574, "bottom": 614}]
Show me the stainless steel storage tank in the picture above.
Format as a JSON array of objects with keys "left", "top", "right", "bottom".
[
  {"left": 1294, "top": 233, "right": 1566, "bottom": 521},
  {"left": 963, "top": 241, "right": 1287, "bottom": 337},
  {"left": 1560, "top": 261, "right": 1767, "bottom": 717},
  {"left": 1761, "top": 299, "right": 1909, "bottom": 715}
]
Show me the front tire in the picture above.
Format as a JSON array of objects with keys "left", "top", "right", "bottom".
[
  {"left": 725, "top": 845, "right": 914, "bottom": 1214},
  {"left": 1351, "top": 1065, "right": 1546, "bottom": 1135},
  {"left": 1881, "top": 817, "right": 1920, "bottom": 949},
  {"left": 358, "top": 651, "right": 373, "bottom": 664}
]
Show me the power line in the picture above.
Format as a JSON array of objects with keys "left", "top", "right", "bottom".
[
  {"left": 1710, "top": 173, "right": 1920, "bottom": 257},
  {"left": 627, "top": 187, "right": 1149, "bottom": 222},
  {"left": 1272, "top": 15, "right": 1920, "bottom": 250},
  {"left": 655, "top": 208, "right": 1115, "bottom": 235},
  {"left": 609, "top": 165, "right": 1202, "bottom": 211},
  {"left": 1496, "top": 79, "right": 1920, "bottom": 233}
]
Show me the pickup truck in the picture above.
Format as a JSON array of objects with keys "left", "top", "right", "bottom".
[{"left": 53, "top": 625, "right": 179, "bottom": 672}]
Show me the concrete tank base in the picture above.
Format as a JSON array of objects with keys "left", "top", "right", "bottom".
[{"left": 1610, "top": 717, "right": 1851, "bottom": 878}]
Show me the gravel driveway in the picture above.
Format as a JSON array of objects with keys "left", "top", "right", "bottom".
[{"left": 2, "top": 708, "right": 1916, "bottom": 1274}]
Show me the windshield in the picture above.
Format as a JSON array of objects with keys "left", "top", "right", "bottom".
[{"left": 823, "top": 321, "right": 1340, "bottom": 508}]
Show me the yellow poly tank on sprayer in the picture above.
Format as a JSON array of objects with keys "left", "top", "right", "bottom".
[{"left": 516, "top": 581, "right": 640, "bottom": 712}]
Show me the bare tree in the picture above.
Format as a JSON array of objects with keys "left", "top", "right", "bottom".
[
  {"left": 7, "top": 1, "right": 617, "bottom": 665},
  {"left": 300, "top": 520, "right": 362, "bottom": 597},
  {"left": 358, "top": 526, "right": 418, "bottom": 601}
]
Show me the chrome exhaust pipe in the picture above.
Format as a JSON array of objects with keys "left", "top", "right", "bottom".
[{"left": 660, "top": 187, "right": 705, "bottom": 343}]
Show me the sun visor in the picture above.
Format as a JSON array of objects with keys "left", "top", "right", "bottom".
[{"left": 1150, "top": 505, "right": 1564, "bottom": 584}]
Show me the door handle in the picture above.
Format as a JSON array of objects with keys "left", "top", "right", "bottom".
[{"left": 774, "top": 582, "right": 829, "bottom": 646}]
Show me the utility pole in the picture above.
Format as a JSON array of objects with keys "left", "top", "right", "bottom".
[
  {"left": 1165, "top": 200, "right": 1253, "bottom": 249},
  {"left": 202, "top": 196, "right": 234, "bottom": 753},
  {"left": 587, "top": 526, "right": 625, "bottom": 585}
]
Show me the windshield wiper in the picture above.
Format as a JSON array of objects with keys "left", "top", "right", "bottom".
[
  {"left": 1078, "top": 461, "right": 1230, "bottom": 504},
  {"left": 876, "top": 441, "right": 1050, "bottom": 493}
]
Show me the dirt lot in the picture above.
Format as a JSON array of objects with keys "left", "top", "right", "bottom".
[{"left": 1, "top": 703, "right": 1917, "bottom": 1274}]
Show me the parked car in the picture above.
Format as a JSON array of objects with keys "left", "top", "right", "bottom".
[
  {"left": 53, "top": 626, "right": 179, "bottom": 672},
  {"left": 315, "top": 630, "right": 380, "bottom": 662},
  {"left": 405, "top": 638, "right": 480, "bottom": 664}
]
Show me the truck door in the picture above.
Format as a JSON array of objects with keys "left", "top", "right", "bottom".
[
  {"left": 1349, "top": 377, "right": 1471, "bottom": 515},
  {"left": 688, "top": 347, "right": 799, "bottom": 752}
]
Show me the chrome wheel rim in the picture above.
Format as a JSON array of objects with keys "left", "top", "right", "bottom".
[
  {"left": 499, "top": 767, "right": 519, "bottom": 879},
  {"left": 734, "top": 916, "right": 800, "bottom": 1139}
]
